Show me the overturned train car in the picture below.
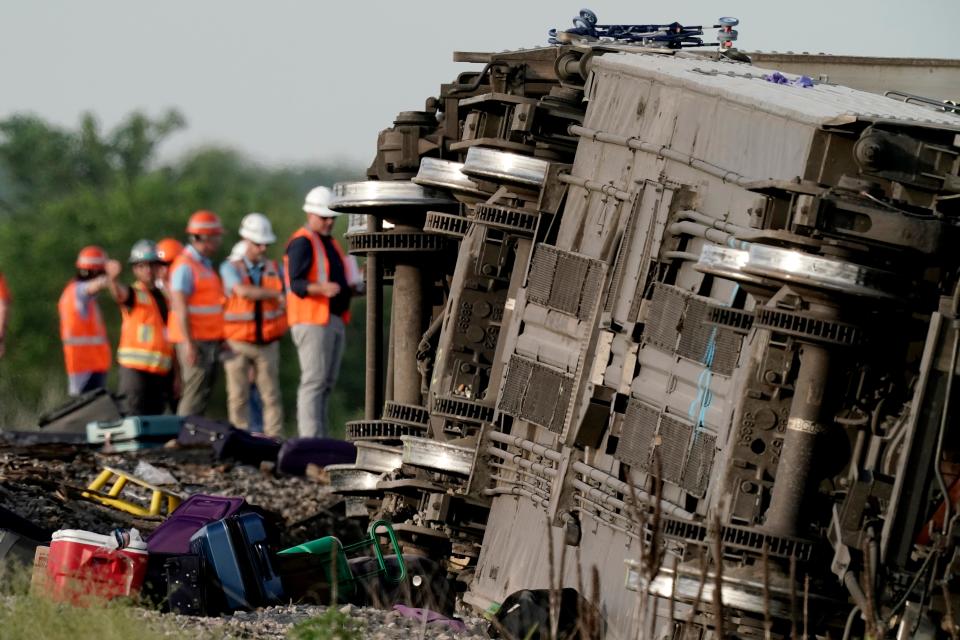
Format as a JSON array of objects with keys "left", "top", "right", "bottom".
[{"left": 327, "top": 42, "right": 960, "bottom": 639}]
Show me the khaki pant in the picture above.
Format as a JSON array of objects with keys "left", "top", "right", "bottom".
[
  {"left": 176, "top": 340, "right": 220, "bottom": 417},
  {"left": 223, "top": 339, "right": 283, "bottom": 437}
]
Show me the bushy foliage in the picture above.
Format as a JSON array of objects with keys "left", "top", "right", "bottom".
[{"left": 0, "top": 111, "right": 366, "bottom": 435}]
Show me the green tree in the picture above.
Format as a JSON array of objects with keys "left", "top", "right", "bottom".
[{"left": 0, "top": 111, "right": 365, "bottom": 435}]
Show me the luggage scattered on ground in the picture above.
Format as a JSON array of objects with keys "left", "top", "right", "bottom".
[
  {"left": 43, "top": 528, "right": 149, "bottom": 605},
  {"left": 4, "top": 413, "right": 466, "bottom": 628},
  {"left": 190, "top": 511, "right": 285, "bottom": 613},
  {"left": 86, "top": 415, "right": 183, "bottom": 451},
  {"left": 37, "top": 388, "right": 123, "bottom": 433},
  {"left": 277, "top": 437, "right": 357, "bottom": 476}
]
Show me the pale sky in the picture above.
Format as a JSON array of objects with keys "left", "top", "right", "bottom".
[{"left": 2, "top": 1, "right": 958, "bottom": 167}]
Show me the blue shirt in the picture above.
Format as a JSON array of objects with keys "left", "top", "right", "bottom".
[
  {"left": 170, "top": 245, "right": 213, "bottom": 296},
  {"left": 72, "top": 279, "right": 99, "bottom": 318},
  {"left": 219, "top": 257, "right": 281, "bottom": 295}
]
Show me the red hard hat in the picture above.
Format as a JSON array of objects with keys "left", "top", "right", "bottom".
[
  {"left": 156, "top": 237, "right": 184, "bottom": 264},
  {"left": 76, "top": 245, "right": 108, "bottom": 271},
  {"left": 185, "top": 210, "right": 223, "bottom": 236}
]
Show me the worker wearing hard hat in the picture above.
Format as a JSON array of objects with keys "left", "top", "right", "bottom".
[
  {"left": 155, "top": 237, "right": 184, "bottom": 289},
  {"left": 0, "top": 271, "right": 9, "bottom": 359},
  {"left": 284, "top": 186, "right": 361, "bottom": 438},
  {"left": 167, "top": 210, "right": 225, "bottom": 416},
  {"left": 155, "top": 236, "right": 185, "bottom": 410},
  {"left": 58, "top": 246, "right": 112, "bottom": 395},
  {"left": 104, "top": 240, "right": 173, "bottom": 415},
  {"left": 221, "top": 213, "right": 287, "bottom": 437}
]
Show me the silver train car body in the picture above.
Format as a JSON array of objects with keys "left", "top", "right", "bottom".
[{"left": 329, "top": 42, "right": 960, "bottom": 639}]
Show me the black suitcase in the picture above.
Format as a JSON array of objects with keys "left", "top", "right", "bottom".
[
  {"left": 165, "top": 554, "right": 207, "bottom": 616},
  {"left": 37, "top": 388, "right": 122, "bottom": 433},
  {"left": 177, "top": 415, "right": 233, "bottom": 447},
  {"left": 213, "top": 429, "right": 281, "bottom": 466},
  {"left": 189, "top": 512, "right": 284, "bottom": 613}
]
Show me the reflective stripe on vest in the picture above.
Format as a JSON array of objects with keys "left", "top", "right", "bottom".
[
  {"left": 223, "top": 258, "right": 287, "bottom": 343},
  {"left": 283, "top": 227, "right": 351, "bottom": 327},
  {"left": 167, "top": 250, "right": 224, "bottom": 342},
  {"left": 58, "top": 280, "right": 111, "bottom": 374},
  {"left": 63, "top": 336, "right": 109, "bottom": 346},
  {"left": 118, "top": 283, "right": 173, "bottom": 374}
]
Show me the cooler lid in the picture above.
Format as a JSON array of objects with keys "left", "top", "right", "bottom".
[{"left": 51, "top": 529, "right": 148, "bottom": 552}]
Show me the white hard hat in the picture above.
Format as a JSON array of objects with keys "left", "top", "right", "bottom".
[
  {"left": 238, "top": 212, "right": 277, "bottom": 244},
  {"left": 228, "top": 240, "right": 248, "bottom": 262},
  {"left": 303, "top": 186, "right": 339, "bottom": 218}
]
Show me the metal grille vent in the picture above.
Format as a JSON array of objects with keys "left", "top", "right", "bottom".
[
  {"left": 645, "top": 282, "right": 744, "bottom": 376},
  {"left": 526, "top": 247, "right": 557, "bottom": 305},
  {"left": 711, "top": 329, "right": 742, "bottom": 377},
  {"left": 681, "top": 432, "right": 717, "bottom": 498},
  {"left": 498, "top": 355, "right": 532, "bottom": 417},
  {"left": 526, "top": 244, "right": 606, "bottom": 320},
  {"left": 615, "top": 397, "right": 716, "bottom": 498},
  {"left": 677, "top": 296, "right": 714, "bottom": 364},
  {"left": 658, "top": 416, "right": 692, "bottom": 485},
  {"left": 644, "top": 283, "right": 686, "bottom": 351},
  {"left": 614, "top": 398, "right": 660, "bottom": 470},
  {"left": 498, "top": 355, "right": 573, "bottom": 433}
]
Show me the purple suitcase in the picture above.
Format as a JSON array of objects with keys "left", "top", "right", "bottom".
[
  {"left": 277, "top": 438, "right": 357, "bottom": 476},
  {"left": 147, "top": 494, "right": 247, "bottom": 555}
]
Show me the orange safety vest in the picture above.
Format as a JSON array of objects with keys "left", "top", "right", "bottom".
[
  {"left": 284, "top": 227, "right": 353, "bottom": 327},
  {"left": 0, "top": 272, "right": 9, "bottom": 303},
  {"left": 167, "top": 249, "right": 224, "bottom": 342},
  {"left": 117, "top": 283, "right": 173, "bottom": 374},
  {"left": 58, "top": 280, "right": 111, "bottom": 374},
  {"left": 223, "top": 258, "right": 288, "bottom": 343}
]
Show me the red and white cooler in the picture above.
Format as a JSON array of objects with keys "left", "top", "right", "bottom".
[{"left": 46, "top": 529, "right": 148, "bottom": 604}]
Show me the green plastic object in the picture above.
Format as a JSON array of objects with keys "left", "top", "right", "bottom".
[{"left": 278, "top": 519, "right": 407, "bottom": 600}]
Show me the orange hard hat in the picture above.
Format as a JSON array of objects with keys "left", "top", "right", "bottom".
[
  {"left": 185, "top": 210, "right": 223, "bottom": 236},
  {"left": 76, "top": 245, "right": 108, "bottom": 271},
  {"left": 156, "top": 237, "right": 184, "bottom": 264}
]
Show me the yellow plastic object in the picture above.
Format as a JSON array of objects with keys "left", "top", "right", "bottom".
[{"left": 81, "top": 466, "right": 181, "bottom": 517}]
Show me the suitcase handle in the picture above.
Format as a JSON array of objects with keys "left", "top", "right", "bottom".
[
  {"left": 357, "top": 520, "right": 406, "bottom": 584},
  {"left": 252, "top": 542, "right": 275, "bottom": 578},
  {"left": 93, "top": 420, "right": 130, "bottom": 436}
]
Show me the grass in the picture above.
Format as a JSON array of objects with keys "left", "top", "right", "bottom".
[
  {"left": 286, "top": 608, "right": 365, "bottom": 640},
  {"left": 0, "top": 562, "right": 191, "bottom": 640}
]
